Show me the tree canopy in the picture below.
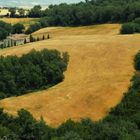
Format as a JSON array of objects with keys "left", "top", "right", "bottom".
[
  {"left": 0, "top": 21, "right": 12, "bottom": 40},
  {"left": 12, "top": 23, "right": 25, "bottom": 34},
  {"left": 0, "top": 49, "right": 69, "bottom": 99},
  {"left": 26, "top": 0, "right": 140, "bottom": 34}
]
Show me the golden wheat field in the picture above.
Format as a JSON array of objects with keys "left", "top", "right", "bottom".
[
  {"left": 0, "top": 24, "right": 140, "bottom": 126},
  {"left": 0, "top": 18, "right": 39, "bottom": 28}
]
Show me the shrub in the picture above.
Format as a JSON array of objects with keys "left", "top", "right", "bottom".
[
  {"left": 134, "top": 51, "right": 140, "bottom": 70},
  {"left": 133, "top": 18, "right": 140, "bottom": 25},
  {"left": 0, "top": 21, "right": 12, "bottom": 40},
  {"left": 29, "top": 34, "right": 34, "bottom": 42},
  {"left": 120, "top": 22, "right": 137, "bottom": 34},
  {"left": 12, "top": 23, "right": 25, "bottom": 34},
  {"left": 0, "top": 28, "right": 8, "bottom": 40},
  {"left": 0, "top": 49, "right": 69, "bottom": 99},
  {"left": 25, "top": 23, "right": 41, "bottom": 34}
]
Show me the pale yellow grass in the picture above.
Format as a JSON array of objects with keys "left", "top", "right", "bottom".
[
  {"left": 0, "top": 18, "right": 33, "bottom": 24},
  {"left": 0, "top": 24, "right": 140, "bottom": 127},
  {"left": 0, "top": 18, "right": 39, "bottom": 29}
]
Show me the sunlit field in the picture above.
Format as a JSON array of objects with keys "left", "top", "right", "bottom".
[
  {"left": 0, "top": 24, "right": 140, "bottom": 126},
  {"left": 0, "top": 18, "right": 39, "bottom": 28}
]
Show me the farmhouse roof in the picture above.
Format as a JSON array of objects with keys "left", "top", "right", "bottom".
[{"left": 7, "top": 34, "right": 27, "bottom": 41}]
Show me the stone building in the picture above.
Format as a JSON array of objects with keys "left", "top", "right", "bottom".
[{"left": 3, "top": 34, "right": 29, "bottom": 47}]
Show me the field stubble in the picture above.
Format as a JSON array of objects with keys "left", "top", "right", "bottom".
[{"left": 0, "top": 24, "right": 140, "bottom": 126}]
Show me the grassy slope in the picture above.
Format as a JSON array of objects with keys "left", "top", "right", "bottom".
[
  {"left": 0, "top": 18, "right": 39, "bottom": 29},
  {"left": 0, "top": 24, "right": 140, "bottom": 126}
]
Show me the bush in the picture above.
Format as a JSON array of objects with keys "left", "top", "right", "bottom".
[
  {"left": 0, "top": 28, "right": 8, "bottom": 40},
  {"left": 0, "top": 21, "right": 12, "bottom": 34},
  {"left": 133, "top": 18, "right": 140, "bottom": 25},
  {"left": 25, "top": 23, "right": 41, "bottom": 34},
  {"left": 12, "top": 23, "right": 25, "bottom": 34},
  {"left": 0, "top": 49, "right": 69, "bottom": 99},
  {"left": 134, "top": 51, "right": 140, "bottom": 70},
  {"left": 120, "top": 22, "right": 137, "bottom": 34},
  {"left": 121, "top": 18, "right": 140, "bottom": 34},
  {"left": 0, "top": 21, "right": 12, "bottom": 40}
]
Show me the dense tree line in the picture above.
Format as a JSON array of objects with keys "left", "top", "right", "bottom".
[
  {"left": 8, "top": 7, "right": 29, "bottom": 18},
  {"left": 1, "top": 50, "right": 140, "bottom": 139},
  {"left": 6, "top": 0, "right": 140, "bottom": 34},
  {"left": 0, "top": 21, "right": 12, "bottom": 40},
  {"left": 0, "top": 49, "right": 69, "bottom": 99},
  {"left": 45, "top": 0, "right": 140, "bottom": 26},
  {"left": 25, "top": 23, "right": 42, "bottom": 34},
  {"left": 8, "top": 5, "right": 46, "bottom": 18},
  {"left": 121, "top": 18, "right": 140, "bottom": 34},
  {"left": 24, "top": 0, "right": 140, "bottom": 34},
  {"left": 0, "top": 21, "right": 26, "bottom": 41},
  {"left": 25, "top": 18, "right": 49, "bottom": 34}
]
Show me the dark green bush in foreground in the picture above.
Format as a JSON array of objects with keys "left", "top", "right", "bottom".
[{"left": 0, "top": 49, "right": 69, "bottom": 99}]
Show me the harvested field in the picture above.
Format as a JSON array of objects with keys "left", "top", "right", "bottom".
[{"left": 0, "top": 24, "right": 140, "bottom": 126}]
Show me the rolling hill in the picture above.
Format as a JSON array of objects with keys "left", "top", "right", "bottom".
[
  {"left": 0, "top": 24, "right": 140, "bottom": 126},
  {"left": 0, "top": 18, "right": 39, "bottom": 29}
]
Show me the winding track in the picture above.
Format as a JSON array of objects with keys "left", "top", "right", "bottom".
[{"left": 0, "top": 24, "right": 140, "bottom": 126}]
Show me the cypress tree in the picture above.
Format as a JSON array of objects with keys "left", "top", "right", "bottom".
[
  {"left": 24, "top": 38, "right": 27, "bottom": 44},
  {"left": 47, "top": 34, "right": 50, "bottom": 39},
  {"left": 29, "top": 34, "right": 34, "bottom": 42},
  {"left": 42, "top": 35, "right": 45, "bottom": 40},
  {"left": 14, "top": 41, "right": 16, "bottom": 46},
  {"left": 37, "top": 37, "right": 40, "bottom": 41},
  {"left": 7, "top": 41, "right": 10, "bottom": 47}
]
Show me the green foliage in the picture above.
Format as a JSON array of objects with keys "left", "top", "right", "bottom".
[
  {"left": 0, "top": 125, "right": 12, "bottom": 138},
  {"left": 133, "top": 18, "right": 140, "bottom": 25},
  {"left": 18, "top": 8, "right": 26, "bottom": 18},
  {"left": 9, "top": 8, "right": 16, "bottom": 18},
  {"left": 47, "top": 34, "right": 50, "bottom": 39},
  {"left": 0, "top": 0, "right": 140, "bottom": 139},
  {"left": 60, "top": 131, "right": 82, "bottom": 140},
  {"left": 0, "top": 21, "right": 12, "bottom": 40},
  {"left": 24, "top": 38, "right": 27, "bottom": 44},
  {"left": 29, "top": 5, "right": 42, "bottom": 18},
  {"left": 42, "top": 35, "right": 45, "bottom": 40},
  {"left": 0, "top": 28, "right": 8, "bottom": 40},
  {"left": 25, "top": 23, "right": 42, "bottom": 34},
  {"left": 134, "top": 51, "right": 140, "bottom": 70},
  {"left": 121, "top": 18, "right": 140, "bottom": 34},
  {"left": 26, "top": 0, "right": 140, "bottom": 33},
  {"left": 0, "top": 49, "right": 69, "bottom": 99},
  {"left": 29, "top": 34, "right": 34, "bottom": 42},
  {"left": 12, "top": 23, "right": 25, "bottom": 34},
  {"left": 121, "top": 22, "right": 137, "bottom": 34},
  {"left": 42, "top": 0, "right": 140, "bottom": 26}
]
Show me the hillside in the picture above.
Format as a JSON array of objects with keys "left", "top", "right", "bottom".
[
  {"left": 0, "top": 18, "right": 39, "bottom": 28},
  {"left": 0, "top": 24, "right": 140, "bottom": 126}
]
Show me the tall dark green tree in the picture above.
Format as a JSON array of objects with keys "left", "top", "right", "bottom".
[{"left": 9, "top": 8, "right": 16, "bottom": 17}]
